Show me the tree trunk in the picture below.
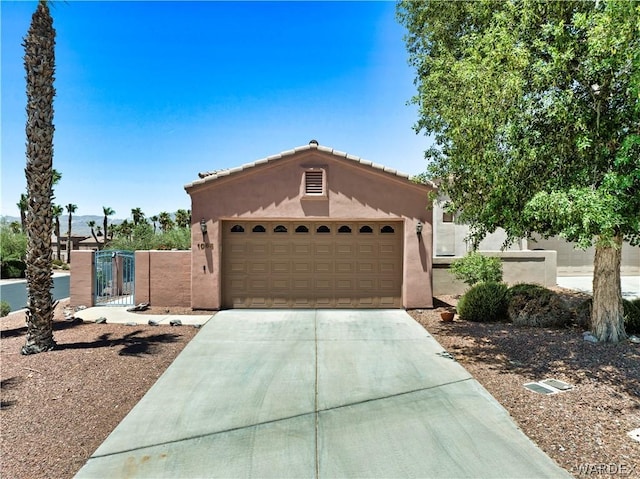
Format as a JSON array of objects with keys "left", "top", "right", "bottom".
[
  {"left": 591, "top": 236, "right": 626, "bottom": 343},
  {"left": 66, "top": 212, "right": 72, "bottom": 264},
  {"left": 54, "top": 218, "right": 61, "bottom": 260},
  {"left": 22, "top": 0, "right": 56, "bottom": 355}
]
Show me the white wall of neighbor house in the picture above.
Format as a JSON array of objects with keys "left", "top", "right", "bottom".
[
  {"left": 433, "top": 200, "right": 524, "bottom": 256},
  {"left": 433, "top": 199, "right": 639, "bottom": 276},
  {"left": 530, "top": 235, "right": 640, "bottom": 276}
]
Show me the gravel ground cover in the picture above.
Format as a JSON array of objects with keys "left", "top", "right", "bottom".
[
  {"left": 2, "top": 294, "right": 639, "bottom": 478},
  {"left": 1, "top": 299, "right": 198, "bottom": 479},
  {"left": 409, "top": 293, "right": 640, "bottom": 478}
]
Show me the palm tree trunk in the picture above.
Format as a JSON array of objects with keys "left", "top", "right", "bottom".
[
  {"left": 591, "top": 235, "right": 626, "bottom": 343},
  {"left": 54, "top": 217, "right": 61, "bottom": 260},
  {"left": 22, "top": 0, "right": 56, "bottom": 355},
  {"left": 66, "top": 211, "right": 73, "bottom": 263}
]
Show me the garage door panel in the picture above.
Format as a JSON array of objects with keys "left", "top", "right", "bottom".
[
  {"left": 356, "top": 261, "right": 375, "bottom": 273},
  {"left": 314, "top": 262, "right": 333, "bottom": 273},
  {"left": 335, "top": 243, "right": 355, "bottom": 255},
  {"left": 248, "top": 242, "right": 268, "bottom": 254},
  {"left": 271, "top": 242, "right": 290, "bottom": 255},
  {"left": 222, "top": 220, "right": 402, "bottom": 309},
  {"left": 358, "top": 244, "right": 375, "bottom": 255},
  {"left": 314, "top": 243, "right": 333, "bottom": 255},
  {"left": 294, "top": 261, "right": 312, "bottom": 273},
  {"left": 272, "top": 262, "right": 290, "bottom": 273},
  {"left": 229, "top": 243, "right": 247, "bottom": 255},
  {"left": 249, "top": 262, "right": 268, "bottom": 274},
  {"left": 335, "top": 262, "right": 354, "bottom": 273},
  {"left": 315, "top": 279, "right": 332, "bottom": 290},
  {"left": 271, "top": 279, "right": 289, "bottom": 290},
  {"left": 294, "top": 244, "right": 311, "bottom": 254},
  {"left": 271, "top": 297, "right": 290, "bottom": 308},
  {"left": 379, "top": 262, "right": 397, "bottom": 273},
  {"left": 228, "top": 262, "right": 247, "bottom": 273},
  {"left": 292, "top": 279, "right": 312, "bottom": 290}
]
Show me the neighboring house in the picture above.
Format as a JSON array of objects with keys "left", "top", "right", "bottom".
[
  {"left": 184, "top": 140, "right": 435, "bottom": 310},
  {"left": 432, "top": 199, "right": 640, "bottom": 275},
  {"left": 51, "top": 235, "right": 95, "bottom": 262}
]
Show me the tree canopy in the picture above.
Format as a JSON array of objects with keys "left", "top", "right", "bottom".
[
  {"left": 398, "top": 0, "right": 639, "bottom": 248},
  {"left": 398, "top": 0, "right": 639, "bottom": 342}
]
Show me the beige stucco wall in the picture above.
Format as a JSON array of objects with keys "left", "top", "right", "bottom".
[
  {"left": 135, "top": 251, "right": 191, "bottom": 307},
  {"left": 432, "top": 250, "right": 557, "bottom": 296},
  {"left": 187, "top": 148, "right": 434, "bottom": 309},
  {"left": 70, "top": 250, "right": 94, "bottom": 307}
]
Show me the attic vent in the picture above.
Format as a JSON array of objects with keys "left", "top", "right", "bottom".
[{"left": 305, "top": 170, "right": 324, "bottom": 195}]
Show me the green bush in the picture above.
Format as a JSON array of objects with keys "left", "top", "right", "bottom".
[
  {"left": 1, "top": 300, "right": 10, "bottom": 318},
  {"left": 108, "top": 224, "right": 191, "bottom": 251},
  {"left": 450, "top": 251, "right": 503, "bottom": 286},
  {"left": 623, "top": 298, "right": 640, "bottom": 335},
  {"left": 457, "top": 281, "right": 509, "bottom": 322},
  {"left": 1, "top": 259, "right": 26, "bottom": 279},
  {"left": 575, "top": 299, "right": 592, "bottom": 329},
  {"left": 573, "top": 298, "right": 640, "bottom": 335},
  {"left": 0, "top": 223, "right": 27, "bottom": 279},
  {"left": 507, "top": 284, "right": 572, "bottom": 328}
]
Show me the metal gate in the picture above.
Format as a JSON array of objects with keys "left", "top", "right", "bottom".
[{"left": 94, "top": 250, "right": 135, "bottom": 306}]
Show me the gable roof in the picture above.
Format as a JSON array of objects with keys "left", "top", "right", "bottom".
[{"left": 184, "top": 141, "right": 435, "bottom": 191}]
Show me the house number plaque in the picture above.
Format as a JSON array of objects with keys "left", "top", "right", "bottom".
[{"left": 197, "top": 243, "right": 214, "bottom": 250}]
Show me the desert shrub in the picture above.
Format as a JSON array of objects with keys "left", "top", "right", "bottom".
[
  {"left": 573, "top": 298, "right": 640, "bottom": 335},
  {"left": 1, "top": 259, "right": 26, "bottom": 279},
  {"left": 450, "top": 251, "right": 503, "bottom": 286},
  {"left": 108, "top": 225, "right": 191, "bottom": 251},
  {"left": 0, "top": 223, "right": 27, "bottom": 278},
  {"left": 623, "top": 299, "right": 640, "bottom": 335},
  {"left": 52, "top": 259, "right": 64, "bottom": 268},
  {"left": 506, "top": 283, "right": 549, "bottom": 300},
  {"left": 457, "top": 281, "right": 509, "bottom": 322},
  {"left": 575, "top": 299, "right": 592, "bottom": 329},
  {"left": 1, "top": 300, "right": 10, "bottom": 317},
  {"left": 507, "top": 285, "right": 572, "bottom": 328}
]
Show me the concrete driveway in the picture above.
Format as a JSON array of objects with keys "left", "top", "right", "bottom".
[{"left": 75, "top": 310, "right": 570, "bottom": 478}]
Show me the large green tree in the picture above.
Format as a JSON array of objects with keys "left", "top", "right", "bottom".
[
  {"left": 398, "top": 0, "right": 639, "bottom": 342},
  {"left": 22, "top": 0, "right": 57, "bottom": 354}
]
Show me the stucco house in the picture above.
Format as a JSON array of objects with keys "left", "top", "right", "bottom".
[
  {"left": 184, "top": 141, "right": 435, "bottom": 310},
  {"left": 432, "top": 197, "right": 640, "bottom": 275}
]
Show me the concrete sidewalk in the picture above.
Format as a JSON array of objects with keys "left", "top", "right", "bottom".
[
  {"left": 74, "top": 310, "right": 570, "bottom": 478},
  {"left": 73, "top": 306, "right": 213, "bottom": 327},
  {"left": 557, "top": 275, "right": 640, "bottom": 300}
]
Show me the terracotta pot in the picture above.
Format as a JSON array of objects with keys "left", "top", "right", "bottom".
[{"left": 440, "top": 311, "right": 455, "bottom": 322}]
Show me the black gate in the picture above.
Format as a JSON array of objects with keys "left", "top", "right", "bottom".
[{"left": 94, "top": 250, "right": 135, "bottom": 306}]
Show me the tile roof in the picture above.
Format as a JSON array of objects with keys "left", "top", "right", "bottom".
[{"left": 185, "top": 141, "right": 433, "bottom": 190}]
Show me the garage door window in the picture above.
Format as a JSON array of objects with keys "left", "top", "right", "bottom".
[
  {"left": 359, "top": 225, "right": 373, "bottom": 234},
  {"left": 274, "top": 225, "right": 288, "bottom": 233},
  {"left": 230, "top": 224, "right": 245, "bottom": 233},
  {"left": 381, "top": 225, "right": 395, "bottom": 234},
  {"left": 295, "top": 225, "right": 309, "bottom": 233},
  {"left": 317, "top": 225, "right": 331, "bottom": 233},
  {"left": 338, "top": 225, "right": 352, "bottom": 233},
  {"left": 252, "top": 225, "right": 266, "bottom": 233}
]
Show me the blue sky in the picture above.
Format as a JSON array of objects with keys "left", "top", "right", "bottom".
[{"left": 1, "top": 0, "right": 431, "bottom": 220}]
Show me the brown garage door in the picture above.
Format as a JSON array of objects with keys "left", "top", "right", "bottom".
[{"left": 222, "top": 220, "right": 403, "bottom": 308}]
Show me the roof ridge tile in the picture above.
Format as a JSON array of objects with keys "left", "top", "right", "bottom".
[{"left": 186, "top": 143, "right": 423, "bottom": 190}]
